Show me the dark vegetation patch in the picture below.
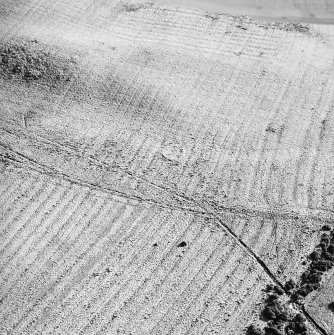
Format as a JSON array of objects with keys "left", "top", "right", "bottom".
[
  {"left": 236, "top": 24, "right": 248, "bottom": 30},
  {"left": 0, "top": 40, "right": 75, "bottom": 84},
  {"left": 247, "top": 324, "right": 264, "bottom": 335},
  {"left": 248, "top": 225, "right": 333, "bottom": 335},
  {"left": 273, "top": 23, "right": 309, "bottom": 33},
  {"left": 291, "top": 227, "right": 334, "bottom": 302},
  {"left": 203, "top": 12, "right": 220, "bottom": 21},
  {"left": 202, "top": 12, "right": 310, "bottom": 34},
  {"left": 177, "top": 241, "right": 187, "bottom": 248},
  {"left": 248, "top": 287, "right": 308, "bottom": 335},
  {"left": 328, "top": 302, "right": 334, "bottom": 312},
  {"left": 321, "top": 225, "right": 331, "bottom": 231},
  {"left": 249, "top": 20, "right": 310, "bottom": 33},
  {"left": 228, "top": 15, "right": 310, "bottom": 34},
  {"left": 266, "top": 125, "right": 277, "bottom": 133},
  {"left": 121, "top": 2, "right": 152, "bottom": 12},
  {"left": 284, "top": 280, "right": 296, "bottom": 293}
]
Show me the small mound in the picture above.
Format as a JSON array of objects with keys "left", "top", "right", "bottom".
[{"left": 0, "top": 40, "right": 75, "bottom": 84}]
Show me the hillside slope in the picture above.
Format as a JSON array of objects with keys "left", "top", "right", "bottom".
[{"left": 1, "top": 0, "right": 334, "bottom": 334}]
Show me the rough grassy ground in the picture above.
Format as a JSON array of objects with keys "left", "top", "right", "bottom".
[
  {"left": 0, "top": 0, "right": 334, "bottom": 334},
  {"left": 156, "top": 0, "right": 334, "bottom": 24},
  {"left": 308, "top": 273, "right": 334, "bottom": 334}
]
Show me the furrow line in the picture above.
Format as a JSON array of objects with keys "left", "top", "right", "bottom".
[
  {"left": 0, "top": 184, "right": 71, "bottom": 290},
  {"left": 0, "top": 178, "right": 52, "bottom": 253},
  {"left": 7, "top": 198, "right": 116, "bottom": 332},
  {"left": 3, "top": 188, "right": 91, "bottom": 303},
  {"left": 103, "top": 215, "right": 212, "bottom": 334},
  {"left": 82, "top": 211, "right": 195, "bottom": 335}
]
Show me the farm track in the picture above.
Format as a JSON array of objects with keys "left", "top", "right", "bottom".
[
  {"left": 1, "top": 0, "right": 334, "bottom": 334},
  {"left": 0, "top": 136, "right": 330, "bottom": 335}
]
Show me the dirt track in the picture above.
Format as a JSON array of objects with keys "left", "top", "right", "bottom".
[{"left": 0, "top": 0, "right": 334, "bottom": 334}]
